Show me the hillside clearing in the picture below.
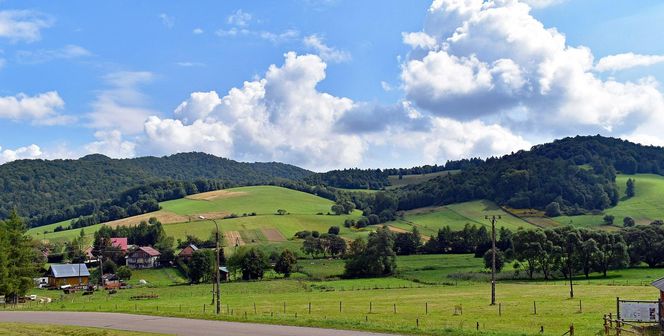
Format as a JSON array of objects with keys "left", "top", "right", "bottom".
[
  {"left": 386, "top": 170, "right": 459, "bottom": 189},
  {"left": 389, "top": 200, "right": 536, "bottom": 236},
  {"left": 554, "top": 174, "right": 664, "bottom": 227}
]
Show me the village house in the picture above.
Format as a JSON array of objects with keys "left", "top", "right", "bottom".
[
  {"left": 47, "top": 264, "right": 90, "bottom": 288},
  {"left": 110, "top": 237, "right": 128, "bottom": 253},
  {"left": 126, "top": 246, "right": 161, "bottom": 269},
  {"left": 177, "top": 244, "right": 198, "bottom": 261}
]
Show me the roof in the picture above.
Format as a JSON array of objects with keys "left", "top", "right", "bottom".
[
  {"left": 49, "top": 264, "right": 90, "bottom": 278},
  {"left": 137, "top": 246, "right": 161, "bottom": 256},
  {"left": 651, "top": 277, "right": 664, "bottom": 291},
  {"left": 178, "top": 244, "right": 199, "bottom": 256},
  {"left": 111, "top": 238, "right": 128, "bottom": 251},
  {"left": 220, "top": 266, "right": 228, "bottom": 273}
]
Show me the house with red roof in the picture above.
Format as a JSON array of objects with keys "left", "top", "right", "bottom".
[
  {"left": 126, "top": 246, "right": 161, "bottom": 269},
  {"left": 110, "top": 238, "right": 128, "bottom": 252}
]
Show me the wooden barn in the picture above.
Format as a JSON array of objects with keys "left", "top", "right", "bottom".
[
  {"left": 178, "top": 244, "right": 198, "bottom": 261},
  {"left": 47, "top": 264, "right": 90, "bottom": 288}
]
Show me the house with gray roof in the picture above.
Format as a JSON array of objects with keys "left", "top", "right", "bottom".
[{"left": 47, "top": 263, "right": 90, "bottom": 288}]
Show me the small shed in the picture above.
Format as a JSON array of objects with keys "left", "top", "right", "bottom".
[
  {"left": 652, "top": 277, "right": 664, "bottom": 301},
  {"left": 48, "top": 264, "right": 90, "bottom": 288},
  {"left": 178, "top": 244, "right": 198, "bottom": 261},
  {"left": 126, "top": 246, "right": 161, "bottom": 269}
]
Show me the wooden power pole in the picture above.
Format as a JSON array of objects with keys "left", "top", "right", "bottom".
[{"left": 486, "top": 215, "right": 500, "bottom": 306}]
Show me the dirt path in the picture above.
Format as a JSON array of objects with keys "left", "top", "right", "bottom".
[
  {"left": 186, "top": 190, "right": 248, "bottom": 201},
  {"left": 0, "top": 311, "right": 398, "bottom": 336}
]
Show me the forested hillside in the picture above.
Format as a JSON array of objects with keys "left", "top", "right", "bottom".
[
  {"left": 0, "top": 152, "right": 311, "bottom": 226},
  {"left": 393, "top": 136, "right": 664, "bottom": 213}
]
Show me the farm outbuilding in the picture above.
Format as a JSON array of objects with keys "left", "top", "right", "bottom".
[
  {"left": 178, "top": 244, "right": 198, "bottom": 261},
  {"left": 47, "top": 264, "right": 90, "bottom": 288}
]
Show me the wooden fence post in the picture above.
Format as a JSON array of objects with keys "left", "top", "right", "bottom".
[
  {"left": 308, "top": 302, "right": 311, "bottom": 314},
  {"left": 254, "top": 302, "right": 256, "bottom": 314},
  {"left": 499, "top": 303, "right": 502, "bottom": 316},
  {"left": 393, "top": 303, "right": 397, "bottom": 314},
  {"left": 533, "top": 301, "right": 537, "bottom": 315},
  {"left": 339, "top": 301, "right": 342, "bottom": 313}
]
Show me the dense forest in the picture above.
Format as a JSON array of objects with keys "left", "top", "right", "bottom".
[
  {"left": 307, "top": 160, "right": 481, "bottom": 190},
  {"left": 0, "top": 152, "right": 311, "bottom": 226}
]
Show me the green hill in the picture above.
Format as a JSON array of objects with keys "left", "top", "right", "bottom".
[
  {"left": 387, "top": 199, "right": 536, "bottom": 237},
  {"left": 1, "top": 152, "right": 312, "bottom": 226},
  {"left": 553, "top": 174, "right": 664, "bottom": 228},
  {"left": 29, "top": 186, "right": 364, "bottom": 247}
]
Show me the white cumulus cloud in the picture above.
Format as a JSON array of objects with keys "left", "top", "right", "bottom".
[
  {"left": 0, "top": 144, "right": 42, "bottom": 164},
  {"left": 84, "top": 130, "right": 136, "bottom": 158},
  {"left": 400, "top": 0, "right": 664, "bottom": 139},
  {"left": 595, "top": 52, "right": 664, "bottom": 72},
  {"left": 145, "top": 52, "right": 362, "bottom": 170},
  {"left": 0, "top": 91, "right": 74, "bottom": 125}
]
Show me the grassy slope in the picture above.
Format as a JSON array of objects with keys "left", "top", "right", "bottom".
[
  {"left": 388, "top": 200, "right": 536, "bottom": 236},
  {"left": 0, "top": 323, "right": 166, "bottom": 336},
  {"left": 30, "top": 186, "right": 363, "bottom": 246},
  {"left": 554, "top": 174, "right": 664, "bottom": 227},
  {"left": 20, "top": 254, "right": 662, "bottom": 336}
]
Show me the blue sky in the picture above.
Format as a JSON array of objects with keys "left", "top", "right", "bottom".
[{"left": 1, "top": 0, "right": 664, "bottom": 170}]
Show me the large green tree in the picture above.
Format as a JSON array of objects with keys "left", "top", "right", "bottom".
[{"left": 0, "top": 210, "right": 40, "bottom": 302}]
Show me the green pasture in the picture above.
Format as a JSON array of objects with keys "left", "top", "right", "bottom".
[
  {"left": 28, "top": 185, "right": 365, "bottom": 247},
  {"left": 161, "top": 186, "right": 335, "bottom": 216},
  {"left": 390, "top": 200, "right": 535, "bottom": 236},
  {"left": 554, "top": 174, "right": 664, "bottom": 227},
  {"left": 163, "top": 214, "right": 363, "bottom": 244},
  {"left": 18, "top": 275, "right": 659, "bottom": 336}
]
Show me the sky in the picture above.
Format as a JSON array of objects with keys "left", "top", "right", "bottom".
[{"left": 1, "top": 0, "right": 664, "bottom": 171}]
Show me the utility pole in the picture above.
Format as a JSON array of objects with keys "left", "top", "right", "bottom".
[
  {"left": 485, "top": 215, "right": 500, "bottom": 306},
  {"left": 200, "top": 216, "right": 221, "bottom": 315}
]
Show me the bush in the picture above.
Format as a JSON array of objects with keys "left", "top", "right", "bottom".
[
  {"left": 311, "top": 231, "right": 320, "bottom": 238},
  {"left": 328, "top": 226, "right": 340, "bottom": 235},
  {"left": 483, "top": 249, "right": 505, "bottom": 273},
  {"left": 603, "top": 215, "right": 615, "bottom": 225},
  {"left": 102, "top": 259, "right": 118, "bottom": 274},
  {"left": 544, "top": 202, "right": 561, "bottom": 217},
  {"left": 623, "top": 216, "right": 635, "bottom": 227},
  {"left": 294, "top": 231, "right": 312, "bottom": 239},
  {"left": 116, "top": 266, "right": 132, "bottom": 280}
]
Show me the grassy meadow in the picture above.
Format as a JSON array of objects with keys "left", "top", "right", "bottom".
[
  {"left": 14, "top": 253, "right": 664, "bottom": 336},
  {"left": 387, "top": 200, "right": 536, "bottom": 236},
  {"left": 554, "top": 174, "right": 664, "bottom": 228},
  {"left": 28, "top": 186, "right": 365, "bottom": 249}
]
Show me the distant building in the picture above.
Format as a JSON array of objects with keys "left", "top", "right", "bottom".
[
  {"left": 110, "top": 237, "right": 128, "bottom": 253},
  {"left": 126, "top": 246, "right": 161, "bottom": 269},
  {"left": 178, "top": 244, "right": 198, "bottom": 261},
  {"left": 47, "top": 264, "right": 90, "bottom": 288}
]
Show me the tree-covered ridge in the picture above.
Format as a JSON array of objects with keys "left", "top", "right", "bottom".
[
  {"left": 307, "top": 160, "right": 481, "bottom": 190},
  {"left": 393, "top": 135, "right": 664, "bottom": 213},
  {"left": 0, "top": 152, "right": 312, "bottom": 225}
]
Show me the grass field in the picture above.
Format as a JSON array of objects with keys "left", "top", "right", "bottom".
[
  {"left": 28, "top": 186, "right": 365, "bottom": 247},
  {"left": 11, "top": 254, "right": 664, "bottom": 335},
  {"left": 0, "top": 323, "right": 166, "bottom": 336},
  {"left": 387, "top": 170, "right": 459, "bottom": 189},
  {"left": 16, "top": 271, "right": 660, "bottom": 336},
  {"left": 554, "top": 174, "right": 664, "bottom": 227},
  {"left": 388, "top": 200, "right": 536, "bottom": 236}
]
